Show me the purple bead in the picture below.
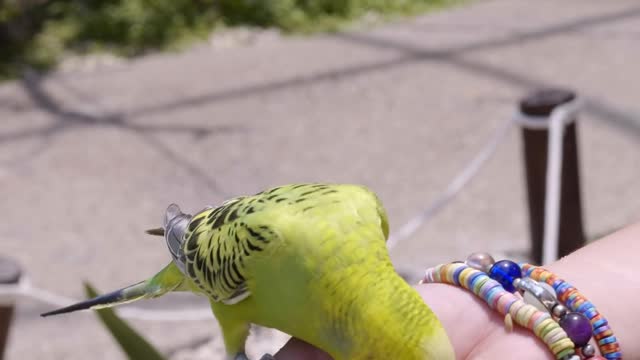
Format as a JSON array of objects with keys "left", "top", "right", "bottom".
[
  {"left": 559, "top": 312, "right": 592, "bottom": 346},
  {"left": 488, "top": 260, "right": 522, "bottom": 292}
]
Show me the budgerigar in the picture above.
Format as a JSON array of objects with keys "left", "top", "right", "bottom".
[{"left": 43, "top": 184, "right": 454, "bottom": 360}]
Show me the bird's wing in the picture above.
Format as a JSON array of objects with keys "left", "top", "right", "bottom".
[{"left": 178, "top": 183, "right": 388, "bottom": 304}]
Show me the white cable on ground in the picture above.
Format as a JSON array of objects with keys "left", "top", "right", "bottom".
[
  {"left": 387, "top": 117, "right": 515, "bottom": 250},
  {"left": 513, "top": 98, "right": 582, "bottom": 265}
]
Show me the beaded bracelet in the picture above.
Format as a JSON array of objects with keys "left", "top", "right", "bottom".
[
  {"left": 421, "top": 253, "right": 622, "bottom": 360},
  {"left": 521, "top": 264, "right": 622, "bottom": 360},
  {"left": 423, "top": 263, "right": 578, "bottom": 360}
]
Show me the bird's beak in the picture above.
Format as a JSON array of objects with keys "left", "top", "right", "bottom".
[{"left": 145, "top": 227, "right": 165, "bottom": 236}]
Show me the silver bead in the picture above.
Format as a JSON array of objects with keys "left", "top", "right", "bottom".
[
  {"left": 552, "top": 304, "right": 569, "bottom": 318},
  {"left": 537, "top": 288, "right": 558, "bottom": 310},
  {"left": 519, "top": 278, "right": 558, "bottom": 312},
  {"left": 538, "top": 281, "right": 556, "bottom": 295},
  {"left": 523, "top": 290, "right": 548, "bottom": 312},
  {"left": 465, "top": 252, "right": 495, "bottom": 272},
  {"left": 512, "top": 278, "right": 522, "bottom": 290},
  {"left": 581, "top": 344, "right": 596, "bottom": 357}
]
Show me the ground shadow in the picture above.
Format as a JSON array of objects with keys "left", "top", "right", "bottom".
[{"left": 0, "top": 70, "right": 242, "bottom": 197}]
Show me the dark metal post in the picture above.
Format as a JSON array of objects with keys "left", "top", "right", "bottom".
[
  {"left": 520, "top": 88, "right": 586, "bottom": 264},
  {"left": 0, "top": 256, "right": 21, "bottom": 360}
]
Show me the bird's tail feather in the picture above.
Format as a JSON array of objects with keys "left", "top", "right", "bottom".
[{"left": 41, "top": 262, "right": 184, "bottom": 317}]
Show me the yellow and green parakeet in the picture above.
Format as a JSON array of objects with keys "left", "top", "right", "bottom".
[{"left": 42, "top": 184, "right": 454, "bottom": 360}]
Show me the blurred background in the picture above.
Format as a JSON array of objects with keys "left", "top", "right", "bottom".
[{"left": 1, "top": 0, "right": 639, "bottom": 358}]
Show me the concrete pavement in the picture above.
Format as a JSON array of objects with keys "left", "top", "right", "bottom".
[{"left": 1, "top": 0, "right": 639, "bottom": 358}]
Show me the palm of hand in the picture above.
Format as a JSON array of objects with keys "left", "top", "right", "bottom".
[{"left": 274, "top": 283, "right": 553, "bottom": 360}]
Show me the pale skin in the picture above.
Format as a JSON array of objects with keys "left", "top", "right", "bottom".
[{"left": 274, "top": 221, "right": 640, "bottom": 359}]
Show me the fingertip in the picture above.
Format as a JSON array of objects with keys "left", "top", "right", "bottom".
[{"left": 274, "top": 338, "right": 332, "bottom": 360}]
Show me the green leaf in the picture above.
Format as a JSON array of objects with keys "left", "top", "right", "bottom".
[{"left": 84, "top": 282, "right": 166, "bottom": 360}]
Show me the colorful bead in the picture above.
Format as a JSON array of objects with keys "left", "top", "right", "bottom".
[
  {"left": 488, "top": 260, "right": 522, "bottom": 292},
  {"left": 465, "top": 252, "right": 495, "bottom": 272},
  {"left": 560, "top": 312, "right": 593, "bottom": 346}
]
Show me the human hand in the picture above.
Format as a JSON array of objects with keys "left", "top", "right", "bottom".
[
  {"left": 273, "top": 283, "right": 552, "bottom": 359},
  {"left": 274, "top": 221, "right": 640, "bottom": 359}
]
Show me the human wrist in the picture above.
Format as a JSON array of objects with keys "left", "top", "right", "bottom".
[
  {"left": 418, "top": 221, "right": 640, "bottom": 359},
  {"left": 417, "top": 282, "right": 554, "bottom": 359}
]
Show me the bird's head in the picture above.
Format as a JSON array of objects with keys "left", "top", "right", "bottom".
[{"left": 146, "top": 204, "right": 192, "bottom": 275}]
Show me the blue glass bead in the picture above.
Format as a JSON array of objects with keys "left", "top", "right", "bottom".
[
  {"left": 559, "top": 312, "right": 592, "bottom": 347},
  {"left": 488, "top": 260, "right": 522, "bottom": 292}
]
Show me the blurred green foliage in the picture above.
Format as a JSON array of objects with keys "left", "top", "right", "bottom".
[
  {"left": 85, "top": 283, "right": 167, "bottom": 360},
  {"left": 1, "top": 0, "right": 458, "bottom": 79}
]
